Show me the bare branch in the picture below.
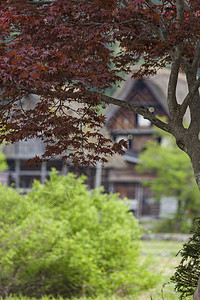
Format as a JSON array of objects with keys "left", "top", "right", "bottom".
[
  {"left": 167, "top": 0, "right": 187, "bottom": 108},
  {"left": 167, "top": 44, "right": 183, "bottom": 118},
  {"left": 25, "top": 1, "right": 54, "bottom": 4},
  {"left": 121, "top": 0, "right": 130, "bottom": 5},
  {"left": 176, "top": 0, "right": 185, "bottom": 21},
  {"left": 180, "top": 57, "right": 193, "bottom": 73},
  {"left": 101, "top": 93, "right": 171, "bottom": 133},
  {"left": 192, "top": 41, "right": 200, "bottom": 71},
  {"left": 180, "top": 76, "right": 200, "bottom": 117}
]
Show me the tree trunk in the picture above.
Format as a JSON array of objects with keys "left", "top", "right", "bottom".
[
  {"left": 174, "top": 199, "right": 183, "bottom": 232},
  {"left": 194, "top": 279, "right": 200, "bottom": 300}
]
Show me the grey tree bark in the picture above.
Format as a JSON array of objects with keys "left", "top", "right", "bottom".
[{"left": 194, "top": 278, "right": 200, "bottom": 300}]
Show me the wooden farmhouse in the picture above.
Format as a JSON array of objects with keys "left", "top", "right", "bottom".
[
  {"left": 1, "top": 68, "right": 189, "bottom": 218},
  {"left": 101, "top": 68, "right": 189, "bottom": 218}
]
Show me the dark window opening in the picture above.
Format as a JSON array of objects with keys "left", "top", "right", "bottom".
[
  {"left": 7, "top": 160, "right": 15, "bottom": 171},
  {"left": 21, "top": 160, "right": 41, "bottom": 171},
  {"left": 47, "top": 160, "right": 63, "bottom": 171},
  {"left": 20, "top": 175, "right": 41, "bottom": 188}
]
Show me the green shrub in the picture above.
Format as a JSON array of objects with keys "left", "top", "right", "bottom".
[
  {"left": 153, "top": 216, "right": 192, "bottom": 234},
  {"left": 0, "top": 170, "right": 158, "bottom": 298}
]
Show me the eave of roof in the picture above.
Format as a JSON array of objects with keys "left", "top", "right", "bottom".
[
  {"left": 111, "top": 128, "right": 154, "bottom": 135},
  {"left": 123, "top": 153, "right": 139, "bottom": 164}
]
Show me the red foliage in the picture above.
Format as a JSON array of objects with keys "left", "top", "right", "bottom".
[{"left": 0, "top": 0, "right": 199, "bottom": 165}]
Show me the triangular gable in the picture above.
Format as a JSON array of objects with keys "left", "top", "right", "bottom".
[{"left": 106, "top": 77, "right": 169, "bottom": 128}]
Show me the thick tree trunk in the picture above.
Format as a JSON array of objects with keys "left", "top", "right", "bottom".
[{"left": 194, "top": 280, "right": 200, "bottom": 300}]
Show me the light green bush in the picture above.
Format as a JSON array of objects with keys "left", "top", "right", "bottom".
[{"left": 0, "top": 170, "right": 158, "bottom": 298}]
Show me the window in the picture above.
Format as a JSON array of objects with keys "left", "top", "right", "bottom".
[
  {"left": 137, "top": 115, "right": 151, "bottom": 127},
  {"left": 114, "top": 183, "right": 137, "bottom": 199},
  {"left": 47, "top": 160, "right": 63, "bottom": 171},
  {"left": 6, "top": 158, "right": 64, "bottom": 190},
  {"left": 115, "top": 135, "right": 133, "bottom": 150},
  {"left": 115, "top": 135, "right": 128, "bottom": 144},
  {"left": 20, "top": 160, "right": 40, "bottom": 171},
  {"left": 20, "top": 175, "right": 40, "bottom": 188}
]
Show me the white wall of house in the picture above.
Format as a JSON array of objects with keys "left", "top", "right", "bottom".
[{"left": 159, "top": 196, "right": 178, "bottom": 218}]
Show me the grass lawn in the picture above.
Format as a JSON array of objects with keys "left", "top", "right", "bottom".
[{"left": 138, "top": 240, "right": 192, "bottom": 300}]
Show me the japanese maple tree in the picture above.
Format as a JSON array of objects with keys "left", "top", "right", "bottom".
[
  {"left": 0, "top": 0, "right": 199, "bottom": 171},
  {"left": 1, "top": 0, "right": 200, "bottom": 297}
]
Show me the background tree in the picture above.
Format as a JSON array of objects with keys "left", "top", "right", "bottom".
[
  {"left": 137, "top": 130, "right": 200, "bottom": 232},
  {"left": 0, "top": 151, "right": 7, "bottom": 173}
]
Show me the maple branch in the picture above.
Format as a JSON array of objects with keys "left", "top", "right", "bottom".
[
  {"left": 0, "top": 93, "right": 22, "bottom": 111},
  {"left": 176, "top": 0, "right": 185, "bottom": 21},
  {"left": 192, "top": 41, "right": 200, "bottom": 71},
  {"left": 167, "top": 44, "right": 183, "bottom": 118},
  {"left": 119, "top": 18, "right": 148, "bottom": 26},
  {"left": 27, "top": 1, "right": 54, "bottom": 4},
  {"left": 144, "top": 1, "right": 157, "bottom": 14},
  {"left": 121, "top": 0, "right": 130, "bottom": 5},
  {"left": 180, "top": 57, "right": 193, "bottom": 73},
  {"left": 101, "top": 93, "right": 171, "bottom": 133},
  {"left": 180, "top": 76, "right": 200, "bottom": 117},
  {"left": 165, "top": 0, "right": 187, "bottom": 120},
  {"left": 1, "top": 81, "right": 171, "bottom": 133},
  {"left": 143, "top": 1, "right": 169, "bottom": 42}
]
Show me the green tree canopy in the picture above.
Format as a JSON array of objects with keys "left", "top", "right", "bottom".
[
  {"left": 137, "top": 130, "right": 200, "bottom": 230},
  {"left": 0, "top": 150, "right": 7, "bottom": 172}
]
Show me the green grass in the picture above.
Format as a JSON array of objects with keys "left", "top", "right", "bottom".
[
  {"left": 138, "top": 240, "right": 192, "bottom": 300},
  {"left": 141, "top": 240, "right": 183, "bottom": 256}
]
